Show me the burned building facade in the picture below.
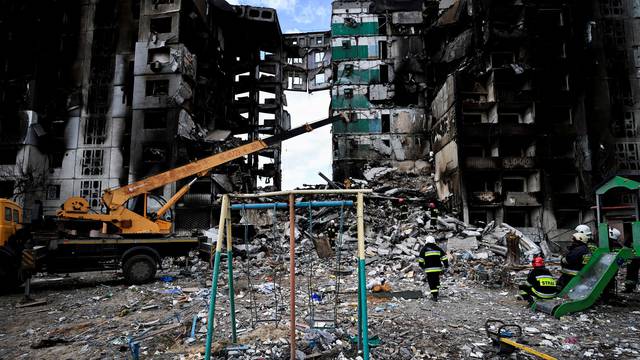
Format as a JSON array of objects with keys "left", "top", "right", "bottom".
[
  {"left": 0, "top": 0, "right": 289, "bottom": 229},
  {"left": 329, "top": 0, "right": 430, "bottom": 180},
  {"left": 426, "top": 0, "right": 640, "bottom": 237}
]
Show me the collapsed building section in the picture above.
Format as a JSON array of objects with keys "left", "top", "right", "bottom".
[
  {"left": 0, "top": 0, "right": 289, "bottom": 230},
  {"left": 329, "top": 0, "right": 430, "bottom": 180},
  {"left": 283, "top": 31, "right": 332, "bottom": 92}
]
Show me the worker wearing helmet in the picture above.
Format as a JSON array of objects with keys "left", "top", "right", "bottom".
[
  {"left": 518, "top": 257, "right": 558, "bottom": 303},
  {"left": 417, "top": 236, "right": 449, "bottom": 301},
  {"left": 575, "top": 224, "right": 597, "bottom": 253},
  {"left": 557, "top": 233, "right": 591, "bottom": 290},
  {"left": 427, "top": 202, "right": 440, "bottom": 229},
  {"left": 608, "top": 227, "right": 623, "bottom": 250}
]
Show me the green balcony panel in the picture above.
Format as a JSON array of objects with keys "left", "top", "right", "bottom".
[
  {"left": 333, "top": 118, "right": 381, "bottom": 133},
  {"left": 331, "top": 22, "right": 378, "bottom": 36},
  {"left": 331, "top": 94, "right": 372, "bottom": 109},
  {"left": 332, "top": 45, "right": 369, "bottom": 60}
]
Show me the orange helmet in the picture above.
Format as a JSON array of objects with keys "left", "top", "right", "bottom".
[
  {"left": 532, "top": 257, "right": 544, "bottom": 268},
  {"left": 428, "top": 202, "right": 436, "bottom": 209}
]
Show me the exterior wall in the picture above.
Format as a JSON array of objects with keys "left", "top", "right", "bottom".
[{"left": 329, "top": 0, "right": 429, "bottom": 180}]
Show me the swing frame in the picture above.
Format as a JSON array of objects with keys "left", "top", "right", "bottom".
[{"left": 204, "top": 189, "right": 373, "bottom": 360}]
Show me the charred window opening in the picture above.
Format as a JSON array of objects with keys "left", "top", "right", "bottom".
[
  {"left": 504, "top": 210, "right": 528, "bottom": 227},
  {"left": 498, "top": 113, "right": 520, "bottom": 124},
  {"left": 288, "top": 57, "right": 303, "bottom": 64},
  {"left": 551, "top": 107, "right": 572, "bottom": 125},
  {"left": 0, "top": 181, "right": 14, "bottom": 198},
  {"left": 146, "top": 79, "right": 169, "bottom": 96},
  {"left": 84, "top": 117, "right": 107, "bottom": 144},
  {"left": 80, "top": 180, "right": 102, "bottom": 208},
  {"left": 623, "top": 112, "right": 638, "bottom": 137},
  {"left": 314, "top": 52, "right": 325, "bottom": 63},
  {"left": 500, "top": 140, "right": 526, "bottom": 157},
  {"left": 344, "top": 64, "right": 354, "bottom": 76},
  {"left": 344, "top": 18, "right": 357, "bottom": 28},
  {"left": 47, "top": 185, "right": 61, "bottom": 200},
  {"left": 465, "top": 145, "right": 486, "bottom": 157},
  {"left": 378, "top": 41, "right": 387, "bottom": 59},
  {"left": 315, "top": 36, "right": 324, "bottom": 45},
  {"left": 551, "top": 175, "right": 579, "bottom": 193},
  {"left": 81, "top": 149, "right": 104, "bottom": 176},
  {"left": 315, "top": 73, "right": 325, "bottom": 84},
  {"left": 490, "top": 52, "right": 514, "bottom": 68},
  {"left": 148, "top": 47, "right": 170, "bottom": 65},
  {"left": 538, "top": 9, "right": 564, "bottom": 27},
  {"left": 550, "top": 140, "right": 574, "bottom": 158},
  {"left": 502, "top": 177, "right": 526, "bottom": 192},
  {"left": 292, "top": 75, "right": 302, "bottom": 86},
  {"left": 143, "top": 110, "right": 167, "bottom": 129},
  {"left": 379, "top": 64, "right": 388, "bottom": 83},
  {"left": 51, "top": 151, "right": 64, "bottom": 168},
  {"left": 248, "top": 9, "right": 260, "bottom": 17},
  {"left": 555, "top": 209, "right": 581, "bottom": 229},
  {"left": 381, "top": 114, "right": 390, "bottom": 133},
  {"left": 150, "top": 17, "right": 172, "bottom": 34},
  {"left": 341, "top": 40, "right": 351, "bottom": 49},
  {"left": 261, "top": 11, "right": 273, "bottom": 20},
  {"left": 0, "top": 148, "right": 18, "bottom": 165},
  {"left": 464, "top": 113, "right": 482, "bottom": 124},
  {"left": 152, "top": 0, "right": 175, "bottom": 5},
  {"left": 132, "top": 0, "right": 141, "bottom": 19},
  {"left": 143, "top": 144, "right": 167, "bottom": 163},
  {"left": 378, "top": 15, "right": 387, "bottom": 35},
  {"left": 469, "top": 211, "right": 488, "bottom": 225},
  {"left": 602, "top": 19, "right": 625, "bottom": 48},
  {"left": 468, "top": 178, "right": 494, "bottom": 192}
]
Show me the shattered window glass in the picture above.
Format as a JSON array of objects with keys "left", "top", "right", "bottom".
[
  {"left": 146, "top": 80, "right": 169, "bottom": 96},
  {"left": 84, "top": 117, "right": 107, "bottom": 145},
  {"left": 81, "top": 149, "right": 104, "bottom": 176},
  {"left": 80, "top": 180, "right": 102, "bottom": 208}
]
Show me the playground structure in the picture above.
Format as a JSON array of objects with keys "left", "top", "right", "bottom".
[
  {"left": 534, "top": 176, "right": 640, "bottom": 317},
  {"left": 204, "top": 189, "right": 373, "bottom": 360}
]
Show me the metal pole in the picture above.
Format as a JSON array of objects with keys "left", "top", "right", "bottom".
[
  {"left": 226, "top": 204, "right": 237, "bottom": 343},
  {"left": 205, "top": 194, "right": 228, "bottom": 359},
  {"left": 357, "top": 192, "right": 370, "bottom": 360},
  {"left": 288, "top": 193, "right": 296, "bottom": 360},
  {"left": 229, "top": 189, "right": 373, "bottom": 198},
  {"left": 230, "top": 201, "right": 354, "bottom": 210}
]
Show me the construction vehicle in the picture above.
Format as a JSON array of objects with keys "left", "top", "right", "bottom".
[
  {"left": 0, "top": 198, "right": 26, "bottom": 289},
  {"left": 533, "top": 176, "right": 640, "bottom": 317},
  {"left": 1, "top": 114, "right": 346, "bottom": 289}
]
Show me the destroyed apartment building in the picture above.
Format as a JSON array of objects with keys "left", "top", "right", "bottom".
[{"left": 0, "top": 0, "right": 290, "bottom": 229}]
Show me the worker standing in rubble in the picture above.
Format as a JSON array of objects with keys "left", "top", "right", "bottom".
[
  {"left": 518, "top": 256, "right": 558, "bottom": 303},
  {"left": 427, "top": 202, "right": 439, "bottom": 229},
  {"left": 557, "top": 233, "right": 590, "bottom": 290},
  {"left": 418, "top": 235, "right": 449, "bottom": 301}
]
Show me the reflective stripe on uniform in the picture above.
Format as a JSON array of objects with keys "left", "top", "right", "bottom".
[
  {"left": 417, "top": 258, "right": 425, "bottom": 263},
  {"left": 430, "top": 289, "right": 439, "bottom": 293},
  {"left": 424, "top": 251, "right": 441, "bottom": 257},
  {"left": 531, "top": 287, "right": 557, "bottom": 299},
  {"left": 424, "top": 267, "right": 442, "bottom": 273},
  {"left": 561, "top": 268, "right": 579, "bottom": 275},
  {"left": 440, "top": 256, "right": 448, "bottom": 261}
]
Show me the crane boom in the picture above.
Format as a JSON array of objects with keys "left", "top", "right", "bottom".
[{"left": 58, "top": 113, "right": 346, "bottom": 235}]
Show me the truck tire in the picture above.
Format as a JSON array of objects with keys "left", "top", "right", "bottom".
[{"left": 123, "top": 254, "right": 157, "bottom": 285}]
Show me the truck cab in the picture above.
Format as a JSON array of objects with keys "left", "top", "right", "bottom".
[{"left": 0, "top": 198, "right": 22, "bottom": 247}]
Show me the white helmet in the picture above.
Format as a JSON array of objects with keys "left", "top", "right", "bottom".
[
  {"left": 425, "top": 235, "right": 436, "bottom": 244},
  {"left": 609, "top": 227, "right": 621, "bottom": 241},
  {"left": 575, "top": 224, "right": 592, "bottom": 239},
  {"left": 572, "top": 232, "right": 589, "bottom": 244}
]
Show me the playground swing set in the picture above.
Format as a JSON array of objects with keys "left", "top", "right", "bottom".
[
  {"left": 533, "top": 176, "right": 640, "bottom": 317},
  {"left": 204, "top": 189, "right": 374, "bottom": 360}
]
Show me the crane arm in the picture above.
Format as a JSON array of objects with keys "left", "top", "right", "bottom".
[{"left": 101, "top": 114, "right": 346, "bottom": 210}]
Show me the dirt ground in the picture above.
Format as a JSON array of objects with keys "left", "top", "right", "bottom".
[{"left": 1, "top": 261, "right": 640, "bottom": 360}]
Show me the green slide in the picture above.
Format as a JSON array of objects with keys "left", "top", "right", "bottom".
[{"left": 532, "top": 248, "right": 632, "bottom": 318}]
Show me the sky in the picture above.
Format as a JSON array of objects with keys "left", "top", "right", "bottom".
[{"left": 228, "top": 0, "right": 334, "bottom": 189}]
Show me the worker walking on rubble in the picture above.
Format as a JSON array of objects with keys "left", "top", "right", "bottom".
[
  {"left": 418, "top": 235, "right": 449, "bottom": 301},
  {"left": 557, "top": 233, "right": 590, "bottom": 290},
  {"left": 427, "top": 202, "right": 439, "bottom": 229},
  {"left": 518, "top": 256, "right": 558, "bottom": 303}
]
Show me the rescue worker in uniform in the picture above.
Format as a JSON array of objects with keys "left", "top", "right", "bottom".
[
  {"left": 518, "top": 256, "right": 558, "bottom": 303},
  {"left": 557, "top": 233, "right": 590, "bottom": 291},
  {"left": 427, "top": 202, "right": 439, "bottom": 229},
  {"left": 575, "top": 224, "right": 596, "bottom": 253},
  {"left": 418, "top": 235, "right": 448, "bottom": 301}
]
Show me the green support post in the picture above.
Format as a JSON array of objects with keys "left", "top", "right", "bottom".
[
  {"left": 356, "top": 193, "right": 370, "bottom": 360},
  {"left": 205, "top": 195, "right": 229, "bottom": 359}
]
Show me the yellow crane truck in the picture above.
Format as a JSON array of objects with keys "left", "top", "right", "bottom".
[{"left": 0, "top": 114, "right": 346, "bottom": 290}]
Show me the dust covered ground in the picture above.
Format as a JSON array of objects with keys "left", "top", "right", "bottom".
[{"left": 1, "top": 259, "right": 639, "bottom": 360}]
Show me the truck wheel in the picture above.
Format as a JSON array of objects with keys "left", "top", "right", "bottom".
[{"left": 123, "top": 254, "right": 157, "bottom": 285}]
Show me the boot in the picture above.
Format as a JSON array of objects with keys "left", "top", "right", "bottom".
[{"left": 432, "top": 293, "right": 438, "bottom": 302}]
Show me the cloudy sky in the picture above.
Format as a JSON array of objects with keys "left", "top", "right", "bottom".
[{"left": 227, "top": 0, "right": 334, "bottom": 189}]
